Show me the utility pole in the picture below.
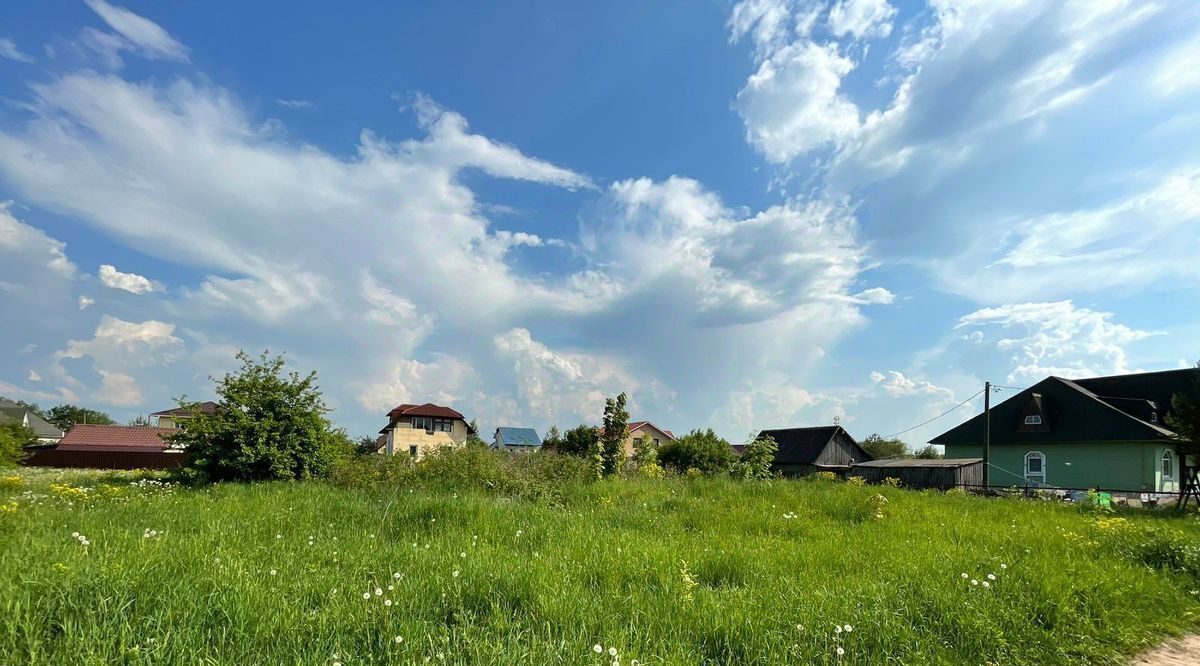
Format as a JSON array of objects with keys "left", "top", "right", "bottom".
[{"left": 983, "top": 381, "right": 991, "bottom": 490}]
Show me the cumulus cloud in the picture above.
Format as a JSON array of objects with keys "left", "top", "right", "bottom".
[
  {"left": 98, "top": 264, "right": 161, "bottom": 294},
  {"left": 83, "top": 0, "right": 190, "bottom": 66},
  {"left": 78, "top": 295, "right": 94, "bottom": 310},
  {"left": 827, "top": 0, "right": 896, "bottom": 40},
  {"left": 955, "top": 301, "right": 1159, "bottom": 384},
  {"left": 0, "top": 38, "right": 35, "bottom": 63},
  {"left": 869, "top": 370, "right": 952, "bottom": 399},
  {"left": 853, "top": 287, "right": 895, "bottom": 304},
  {"left": 97, "top": 369, "right": 141, "bottom": 406}
]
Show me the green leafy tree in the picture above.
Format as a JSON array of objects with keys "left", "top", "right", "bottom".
[
  {"left": 860, "top": 434, "right": 910, "bottom": 459},
  {"left": 0, "top": 421, "right": 36, "bottom": 467},
  {"left": 658, "top": 428, "right": 735, "bottom": 475},
  {"left": 599, "top": 392, "right": 630, "bottom": 476},
  {"left": 556, "top": 424, "right": 599, "bottom": 458},
  {"left": 631, "top": 434, "right": 658, "bottom": 468},
  {"left": 45, "top": 405, "right": 115, "bottom": 430},
  {"left": 542, "top": 425, "right": 562, "bottom": 450},
  {"left": 355, "top": 435, "right": 382, "bottom": 455},
  {"left": 128, "top": 414, "right": 151, "bottom": 427},
  {"left": 1168, "top": 361, "right": 1200, "bottom": 502},
  {"left": 732, "top": 434, "right": 777, "bottom": 480},
  {"left": 912, "top": 444, "right": 944, "bottom": 459},
  {"left": 170, "top": 350, "right": 343, "bottom": 483}
]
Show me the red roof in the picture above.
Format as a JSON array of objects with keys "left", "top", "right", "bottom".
[
  {"left": 149, "top": 401, "right": 218, "bottom": 417},
  {"left": 56, "top": 425, "right": 178, "bottom": 453},
  {"left": 385, "top": 403, "right": 465, "bottom": 420},
  {"left": 596, "top": 421, "right": 676, "bottom": 440}
]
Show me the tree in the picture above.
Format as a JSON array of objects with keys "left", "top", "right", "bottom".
[
  {"left": 1168, "top": 361, "right": 1200, "bottom": 503},
  {"left": 912, "top": 444, "right": 943, "bottom": 459},
  {"left": 355, "top": 435, "right": 382, "bottom": 455},
  {"left": 658, "top": 428, "right": 734, "bottom": 475},
  {"left": 860, "top": 434, "right": 909, "bottom": 459},
  {"left": 555, "top": 425, "right": 598, "bottom": 458},
  {"left": 128, "top": 414, "right": 151, "bottom": 427},
  {"left": 0, "top": 421, "right": 36, "bottom": 467},
  {"left": 732, "top": 434, "right": 777, "bottom": 480},
  {"left": 599, "top": 392, "right": 630, "bottom": 476},
  {"left": 169, "top": 350, "right": 344, "bottom": 483},
  {"left": 631, "top": 433, "right": 658, "bottom": 468},
  {"left": 45, "top": 405, "right": 115, "bottom": 431},
  {"left": 542, "top": 425, "right": 563, "bottom": 451}
]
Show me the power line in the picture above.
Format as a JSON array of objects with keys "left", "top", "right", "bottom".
[{"left": 883, "top": 388, "right": 985, "bottom": 439}]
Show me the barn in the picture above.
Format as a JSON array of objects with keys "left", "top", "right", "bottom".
[
  {"left": 756, "top": 425, "right": 872, "bottom": 477},
  {"left": 851, "top": 458, "right": 984, "bottom": 490}
]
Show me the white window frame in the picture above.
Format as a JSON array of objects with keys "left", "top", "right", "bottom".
[
  {"left": 1162, "top": 449, "right": 1175, "bottom": 480},
  {"left": 1024, "top": 451, "right": 1046, "bottom": 483},
  {"left": 1024, "top": 415, "right": 1042, "bottom": 426}
]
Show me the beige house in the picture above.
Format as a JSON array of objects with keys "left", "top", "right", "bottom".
[
  {"left": 618, "top": 421, "right": 676, "bottom": 458},
  {"left": 379, "top": 403, "right": 470, "bottom": 460},
  {"left": 149, "top": 402, "right": 218, "bottom": 429}
]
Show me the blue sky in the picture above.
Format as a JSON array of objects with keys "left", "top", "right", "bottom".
[{"left": 1, "top": 0, "right": 1198, "bottom": 445}]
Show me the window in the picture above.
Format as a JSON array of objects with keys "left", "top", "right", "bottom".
[
  {"left": 1162, "top": 450, "right": 1174, "bottom": 478},
  {"left": 410, "top": 416, "right": 453, "bottom": 433},
  {"left": 1150, "top": 411, "right": 1158, "bottom": 423},
  {"left": 1024, "top": 451, "right": 1046, "bottom": 482},
  {"left": 653, "top": 438, "right": 660, "bottom": 446},
  {"left": 1024, "top": 415, "right": 1043, "bottom": 426},
  {"left": 434, "top": 418, "right": 453, "bottom": 433},
  {"left": 409, "top": 445, "right": 418, "bottom": 458}
]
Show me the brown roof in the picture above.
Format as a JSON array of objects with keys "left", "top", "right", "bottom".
[
  {"left": 149, "top": 401, "right": 218, "bottom": 417},
  {"left": 386, "top": 403, "right": 465, "bottom": 420},
  {"left": 596, "top": 421, "right": 677, "bottom": 440},
  {"left": 56, "top": 425, "right": 178, "bottom": 453}
]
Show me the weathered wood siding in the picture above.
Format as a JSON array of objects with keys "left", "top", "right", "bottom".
[
  {"left": 814, "top": 431, "right": 867, "bottom": 467},
  {"left": 852, "top": 461, "right": 984, "bottom": 489}
]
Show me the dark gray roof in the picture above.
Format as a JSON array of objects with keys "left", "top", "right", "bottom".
[
  {"left": 0, "top": 399, "right": 64, "bottom": 439},
  {"left": 756, "top": 425, "right": 870, "bottom": 465},
  {"left": 854, "top": 458, "right": 982, "bottom": 468},
  {"left": 494, "top": 427, "right": 541, "bottom": 447}
]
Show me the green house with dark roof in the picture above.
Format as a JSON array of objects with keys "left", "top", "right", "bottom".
[{"left": 930, "top": 369, "right": 1199, "bottom": 493}]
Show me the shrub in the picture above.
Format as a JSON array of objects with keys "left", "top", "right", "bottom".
[
  {"left": 881, "top": 476, "right": 903, "bottom": 488},
  {"left": 685, "top": 467, "right": 703, "bottom": 479},
  {"left": 637, "top": 462, "right": 666, "bottom": 479},
  {"left": 0, "top": 422, "right": 35, "bottom": 467},
  {"left": 810, "top": 471, "right": 838, "bottom": 482},
  {"left": 555, "top": 424, "right": 599, "bottom": 458},
  {"left": 659, "top": 429, "right": 734, "bottom": 475},
  {"left": 170, "top": 350, "right": 345, "bottom": 483},
  {"left": 847, "top": 476, "right": 866, "bottom": 487}
]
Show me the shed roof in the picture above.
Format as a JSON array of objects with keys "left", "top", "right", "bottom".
[
  {"left": 56, "top": 425, "right": 177, "bottom": 452},
  {"left": 149, "top": 401, "right": 218, "bottom": 417},
  {"left": 854, "top": 458, "right": 982, "bottom": 468},
  {"left": 495, "top": 427, "right": 541, "bottom": 447}
]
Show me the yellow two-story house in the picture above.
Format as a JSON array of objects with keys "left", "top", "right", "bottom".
[{"left": 379, "top": 403, "right": 470, "bottom": 460}]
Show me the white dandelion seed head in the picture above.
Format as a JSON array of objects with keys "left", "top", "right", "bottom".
[
  {"left": 961, "top": 573, "right": 968, "bottom": 578},
  {"left": 452, "top": 570, "right": 460, "bottom": 578},
  {"left": 1001, "top": 563, "right": 1008, "bottom": 569},
  {"left": 982, "top": 581, "right": 991, "bottom": 588},
  {"left": 270, "top": 569, "right": 277, "bottom": 576},
  {"left": 72, "top": 532, "right": 79, "bottom": 538},
  {"left": 384, "top": 599, "right": 392, "bottom": 607},
  {"left": 276, "top": 534, "right": 282, "bottom": 539},
  {"left": 393, "top": 572, "right": 402, "bottom": 579},
  {"left": 387, "top": 585, "right": 394, "bottom": 591},
  {"left": 836, "top": 646, "right": 845, "bottom": 656},
  {"left": 987, "top": 574, "right": 996, "bottom": 580},
  {"left": 395, "top": 636, "right": 403, "bottom": 644},
  {"left": 835, "top": 626, "right": 842, "bottom": 634},
  {"left": 971, "top": 579, "right": 979, "bottom": 585},
  {"left": 363, "top": 592, "right": 371, "bottom": 600},
  {"left": 374, "top": 588, "right": 383, "bottom": 596},
  {"left": 460, "top": 552, "right": 466, "bottom": 558},
  {"left": 593, "top": 645, "right": 603, "bottom": 654},
  {"left": 844, "top": 624, "right": 852, "bottom": 632},
  {"left": 608, "top": 647, "right": 618, "bottom": 656}
]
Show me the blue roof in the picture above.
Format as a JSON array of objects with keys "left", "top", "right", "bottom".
[{"left": 494, "top": 427, "right": 541, "bottom": 447}]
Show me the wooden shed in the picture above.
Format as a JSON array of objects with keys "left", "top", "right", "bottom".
[{"left": 851, "top": 458, "right": 983, "bottom": 490}]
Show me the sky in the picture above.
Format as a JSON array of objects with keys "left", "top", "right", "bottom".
[{"left": 1, "top": 0, "right": 1198, "bottom": 446}]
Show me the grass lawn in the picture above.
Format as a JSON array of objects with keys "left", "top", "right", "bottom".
[{"left": 3, "top": 467, "right": 1200, "bottom": 665}]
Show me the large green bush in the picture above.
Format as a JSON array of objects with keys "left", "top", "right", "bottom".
[
  {"left": 170, "top": 351, "right": 345, "bottom": 483},
  {"left": 0, "top": 422, "right": 36, "bottom": 467},
  {"left": 658, "top": 428, "right": 734, "bottom": 475}
]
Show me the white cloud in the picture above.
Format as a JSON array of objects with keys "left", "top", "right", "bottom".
[
  {"left": 0, "top": 38, "right": 35, "bottom": 63},
  {"left": 869, "top": 370, "right": 953, "bottom": 399},
  {"left": 853, "top": 287, "right": 895, "bottom": 304},
  {"left": 1154, "top": 36, "right": 1200, "bottom": 96},
  {"left": 83, "top": 0, "right": 190, "bottom": 65},
  {"left": 98, "top": 264, "right": 161, "bottom": 294},
  {"left": 827, "top": 0, "right": 897, "bottom": 40},
  {"left": 28, "top": 370, "right": 41, "bottom": 382},
  {"left": 78, "top": 295, "right": 94, "bottom": 310},
  {"left": 955, "top": 301, "right": 1159, "bottom": 384},
  {"left": 276, "top": 99, "right": 315, "bottom": 109},
  {"left": 97, "top": 369, "right": 141, "bottom": 406},
  {"left": 58, "top": 315, "right": 185, "bottom": 368},
  {"left": 0, "top": 202, "right": 75, "bottom": 278},
  {"left": 734, "top": 40, "right": 861, "bottom": 162}
]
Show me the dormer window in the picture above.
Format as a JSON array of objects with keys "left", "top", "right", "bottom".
[
  {"left": 1150, "top": 411, "right": 1158, "bottom": 423},
  {"left": 1024, "top": 415, "right": 1043, "bottom": 426}
]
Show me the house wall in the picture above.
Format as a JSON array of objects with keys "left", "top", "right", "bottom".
[
  {"left": 156, "top": 416, "right": 181, "bottom": 429},
  {"left": 943, "top": 441, "right": 1175, "bottom": 491},
  {"left": 382, "top": 416, "right": 468, "bottom": 460},
  {"left": 622, "top": 424, "right": 672, "bottom": 458}
]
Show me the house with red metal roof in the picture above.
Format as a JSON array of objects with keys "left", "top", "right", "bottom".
[
  {"left": 596, "top": 420, "right": 676, "bottom": 458},
  {"left": 149, "top": 401, "right": 218, "bottom": 429},
  {"left": 378, "top": 403, "right": 470, "bottom": 460}
]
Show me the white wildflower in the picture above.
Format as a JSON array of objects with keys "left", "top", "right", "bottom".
[
  {"left": 836, "top": 646, "right": 845, "bottom": 656},
  {"left": 395, "top": 636, "right": 403, "bottom": 644},
  {"left": 593, "top": 645, "right": 603, "bottom": 654},
  {"left": 844, "top": 624, "right": 852, "bottom": 632},
  {"left": 452, "top": 570, "right": 460, "bottom": 578},
  {"left": 362, "top": 592, "right": 371, "bottom": 600},
  {"left": 608, "top": 647, "right": 618, "bottom": 657},
  {"left": 374, "top": 587, "right": 383, "bottom": 596},
  {"left": 987, "top": 573, "right": 996, "bottom": 580},
  {"left": 384, "top": 599, "right": 393, "bottom": 607}
]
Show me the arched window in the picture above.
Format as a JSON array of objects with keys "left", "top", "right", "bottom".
[
  {"left": 1162, "top": 449, "right": 1175, "bottom": 479},
  {"left": 1024, "top": 451, "right": 1046, "bottom": 484}
]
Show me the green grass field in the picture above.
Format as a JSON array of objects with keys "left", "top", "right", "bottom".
[{"left": 3, "top": 466, "right": 1200, "bottom": 665}]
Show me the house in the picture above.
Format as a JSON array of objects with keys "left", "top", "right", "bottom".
[
  {"left": 149, "top": 401, "right": 218, "bottom": 429},
  {"left": 597, "top": 421, "right": 675, "bottom": 458},
  {"left": 852, "top": 458, "right": 984, "bottom": 489},
  {"left": 931, "top": 368, "right": 1200, "bottom": 493},
  {"left": 493, "top": 427, "right": 541, "bottom": 452},
  {"left": 0, "top": 398, "right": 64, "bottom": 444},
  {"left": 755, "top": 425, "right": 872, "bottom": 477},
  {"left": 379, "top": 403, "right": 469, "bottom": 460},
  {"left": 23, "top": 424, "right": 183, "bottom": 469}
]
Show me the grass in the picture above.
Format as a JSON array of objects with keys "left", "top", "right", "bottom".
[{"left": 3, "top": 465, "right": 1200, "bottom": 665}]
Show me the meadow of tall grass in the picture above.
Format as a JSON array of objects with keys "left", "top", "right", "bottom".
[{"left": 3, "top": 454, "right": 1200, "bottom": 665}]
